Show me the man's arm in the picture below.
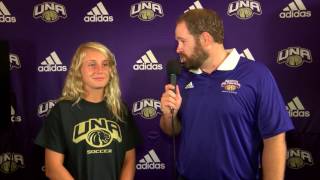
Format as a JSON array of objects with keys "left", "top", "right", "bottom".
[
  {"left": 262, "top": 133, "right": 287, "bottom": 180},
  {"left": 45, "top": 149, "right": 74, "bottom": 180},
  {"left": 120, "top": 148, "right": 136, "bottom": 180},
  {"left": 160, "top": 114, "right": 181, "bottom": 136}
]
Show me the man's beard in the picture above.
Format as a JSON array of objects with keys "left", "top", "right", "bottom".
[{"left": 180, "top": 39, "right": 208, "bottom": 70}]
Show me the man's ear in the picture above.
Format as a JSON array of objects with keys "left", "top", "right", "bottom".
[{"left": 200, "top": 32, "right": 213, "bottom": 47}]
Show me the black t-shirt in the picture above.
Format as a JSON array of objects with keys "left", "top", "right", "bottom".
[{"left": 35, "top": 99, "right": 140, "bottom": 180}]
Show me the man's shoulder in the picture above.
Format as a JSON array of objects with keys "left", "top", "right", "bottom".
[{"left": 237, "top": 57, "right": 270, "bottom": 75}]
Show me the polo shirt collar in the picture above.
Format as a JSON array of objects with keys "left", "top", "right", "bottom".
[{"left": 189, "top": 48, "right": 240, "bottom": 74}]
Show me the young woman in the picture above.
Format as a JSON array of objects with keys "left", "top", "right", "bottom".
[{"left": 35, "top": 42, "right": 140, "bottom": 180}]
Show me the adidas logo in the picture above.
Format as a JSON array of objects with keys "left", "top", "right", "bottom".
[
  {"left": 0, "top": 1, "right": 16, "bottom": 23},
  {"left": 184, "top": 1, "right": 203, "bottom": 13},
  {"left": 130, "top": 1, "right": 164, "bottom": 21},
  {"left": 277, "top": 47, "right": 312, "bottom": 68},
  {"left": 136, "top": 149, "right": 166, "bottom": 170},
  {"left": 239, "top": 48, "right": 255, "bottom": 61},
  {"left": 38, "top": 51, "right": 67, "bottom": 72},
  {"left": 10, "top": 53, "right": 21, "bottom": 70},
  {"left": 38, "top": 100, "right": 56, "bottom": 117},
  {"left": 185, "top": 81, "right": 194, "bottom": 89},
  {"left": 84, "top": 1, "right": 113, "bottom": 22},
  {"left": 133, "top": 50, "right": 163, "bottom": 71},
  {"left": 286, "top": 96, "right": 310, "bottom": 118},
  {"left": 33, "top": 2, "right": 67, "bottom": 23},
  {"left": 227, "top": 0, "right": 262, "bottom": 20},
  {"left": 11, "top": 105, "right": 22, "bottom": 122},
  {"left": 279, "top": 0, "right": 311, "bottom": 18}
]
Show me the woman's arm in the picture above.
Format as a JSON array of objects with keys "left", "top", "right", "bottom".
[
  {"left": 45, "top": 148, "right": 74, "bottom": 180},
  {"left": 120, "top": 148, "right": 136, "bottom": 180}
]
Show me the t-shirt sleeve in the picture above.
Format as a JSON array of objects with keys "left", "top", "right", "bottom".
[
  {"left": 34, "top": 104, "right": 66, "bottom": 154},
  {"left": 257, "top": 67, "right": 294, "bottom": 139},
  {"left": 124, "top": 110, "right": 142, "bottom": 151}
]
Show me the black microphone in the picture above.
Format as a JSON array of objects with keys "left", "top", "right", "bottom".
[
  {"left": 166, "top": 60, "right": 182, "bottom": 93},
  {"left": 166, "top": 60, "right": 181, "bottom": 180},
  {"left": 166, "top": 60, "right": 181, "bottom": 115}
]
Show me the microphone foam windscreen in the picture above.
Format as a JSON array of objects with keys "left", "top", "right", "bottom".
[{"left": 166, "top": 60, "right": 181, "bottom": 75}]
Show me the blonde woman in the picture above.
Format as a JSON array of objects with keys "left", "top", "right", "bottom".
[{"left": 35, "top": 42, "right": 140, "bottom": 180}]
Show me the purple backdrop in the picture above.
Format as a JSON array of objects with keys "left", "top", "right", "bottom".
[{"left": 1, "top": 0, "right": 320, "bottom": 179}]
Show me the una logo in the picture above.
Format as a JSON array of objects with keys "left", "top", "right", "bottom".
[
  {"left": 33, "top": 2, "right": 67, "bottom": 22},
  {"left": 130, "top": 1, "right": 164, "bottom": 21},
  {"left": 277, "top": 47, "right": 312, "bottom": 67},
  {"left": 286, "top": 96, "right": 310, "bottom": 118},
  {"left": 279, "top": 0, "right": 311, "bottom": 18},
  {"left": 84, "top": 1, "right": 113, "bottom": 23},
  {"left": 227, "top": 0, "right": 262, "bottom": 20},
  {"left": 239, "top": 48, "right": 255, "bottom": 61},
  {"left": 10, "top": 53, "right": 21, "bottom": 70},
  {"left": 38, "top": 100, "right": 56, "bottom": 117},
  {"left": 0, "top": 1, "right": 16, "bottom": 23},
  {"left": 287, "top": 148, "right": 313, "bottom": 169},
  {"left": 221, "top": 80, "right": 241, "bottom": 94},
  {"left": 11, "top": 105, "right": 22, "bottom": 122},
  {"left": 184, "top": 1, "right": 203, "bottom": 13},
  {"left": 132, "top": 98, "right": 161, "bottom": 119},
  {"left": 73, "top": 118, "right": 122, "bottom": 149},
  {"left": 133, "top": 50, "right": 163, "bottom": 71},
  {"left": 0, "top": 152, "right": 25, "bottom": 174},
  {"left": 38, "top": 51, "right": 67, "bottom": 72},
  {"left": 136, "top": 149, "right": 166, "bottom": 170}
]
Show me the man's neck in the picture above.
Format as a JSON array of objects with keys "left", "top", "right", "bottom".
[{"left": 201, "top": 45, "right": 228, "bottom": 74}]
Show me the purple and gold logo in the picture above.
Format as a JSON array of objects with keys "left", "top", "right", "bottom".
[{"left": 221, "top": 79, "right": 241, "bottom": 93}]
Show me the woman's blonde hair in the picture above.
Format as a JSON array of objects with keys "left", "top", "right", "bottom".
[{"left": 60, "top": 41, "right": 126, "bottom": 121}]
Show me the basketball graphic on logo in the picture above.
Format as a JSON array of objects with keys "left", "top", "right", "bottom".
[
  {"left": 139, "top": 9, "right": 155, "bottom": 21},
  {"left": 42, "top": 10, "right": 58, "bottom": 22},
  {"left": 142, "top": 106, "right": 157, "bottom": 119},
  {"left": 237, "top": 7, "right": 253, "bottom": 19},
  {"left": 287, "top": 55, "right": 303, "bottom": 67}
]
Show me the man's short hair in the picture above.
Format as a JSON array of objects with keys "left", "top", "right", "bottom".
[{"left": 177, "top": 9, "right": 224, "bottom": 44}]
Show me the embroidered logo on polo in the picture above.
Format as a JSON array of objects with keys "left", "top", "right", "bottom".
[
  {"left": 33, "top": 2, "right": 67, "bottom": 23},
  {"left": 136, "top": 149, "right": 166, "bottom": 170},
  {"left": 184, "top": 0, "right": 203, "bottom": 13},
  {"left": 227, "top": 0, "right": 262, "bottom": 20},
  {"left": 277, "top": 47, "right": 312, "bottom": 68},
  {"left": 239, "top": 48, "right": 255, "bottom": 61},
  {"left": 0, "top": 152, "right": 25, "bottom": 174},
  {"left": 73, "top": 118, "right": 122, "bottom": 154},
  {"left": 286, "top": 96, "right": 310, "bottom": 118},
  {"left": 38, "top": 100, "right": 56, "bottom": 117},
  {"left": 84, "top": 1, "right": 113, "bottom": 23},
  {"left": 11, "top": 105, "right": 22, "bottom": 122},
  {"left": 10, "top": 53, "right": 21, "bottom": 70},
  {"left": 133, "top": 50, "right": 163, "bottom": 71},
  {"left": 0, "top": 1, "right": 16, "bottom": 23},
  {"left": 279, "top": 0, "right": 311, "bottom": 18},
  {"left": 132, "top": 98, "right": 161, "bottom": 119},
  {"left": 221, "top": 80, "right": 241, "bottom": 94},
  {"left": 38, "top": 51, "right": 67, "bottom": 72},
  {"left": 287, "top": 148, "right": 314, "bottom": 169},
  {"left": 130, "top": 1, "right": 164, "bottom": 21}
]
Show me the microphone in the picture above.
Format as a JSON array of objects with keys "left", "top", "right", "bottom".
[
  {"left": 166, "top": 60, "right": 182, "bottom": 114},
  {"left": 166, "top": 60, "right": 182, "bottom": 93}
]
